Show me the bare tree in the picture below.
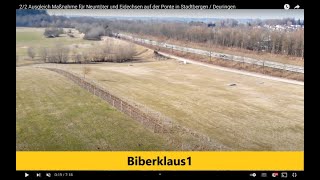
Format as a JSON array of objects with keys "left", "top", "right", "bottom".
[
  {"left": 39, "top": 48, "right": 48, "bottom": 62},
  {"left": 47, "top": 44, "right": 69, "bottom": 63},
  {"left": 82, "top": 66, "right": 91, "bottom": 78},
  {"left": 74, "top": 53, "right": 83, "bottom": 63},
  {"left": 82, "top": 52, "right": 91, "bottom": 63},
  {"left": 56, "top": 46, "right": 69, "bottom": 63},
  {"left": 27, "top": 47, "right": 36, "bottom": 60},
  {"left": 120, "top": 43, "right": 136, "bottom": 60},
  {"left": 83, "top": 26, "right": 105, "bottom": 40},
  {"left": 93, "top": 40, "right": 135, "bottom": 63}
]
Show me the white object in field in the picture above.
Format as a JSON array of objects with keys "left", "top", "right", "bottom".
[{"left": 183, "top": 60, "right": 187, "bottom": 64}]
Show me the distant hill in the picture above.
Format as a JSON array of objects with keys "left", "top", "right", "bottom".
[
  {"left": 16, "top": 9, "right": 72, "bottom": 28},
  {"left": 16, "top": 9, "right": 48, "bottom": 16}
]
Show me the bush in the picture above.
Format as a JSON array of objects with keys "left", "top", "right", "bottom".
[
  {"left": 27, "top": 47, "right": 36, "bottom": 60},
  {"left": 115, "top": 43, "right": 136, "bottom": 62},
  {"left": 44, "top": 27, "right": 63, "bottom": 38},
  {"left": 81, "top": 52, "right": 92, "bottom": 63},
  {"left": 81, "top": 41, "right": 136, "bottom": 63},
  {"left": 83, "top": 26, "right": 105, "bottom": 40}
]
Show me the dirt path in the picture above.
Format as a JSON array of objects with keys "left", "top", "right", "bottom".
[{"left": 158, "top": 51, "right": 304, "bottom": 86}]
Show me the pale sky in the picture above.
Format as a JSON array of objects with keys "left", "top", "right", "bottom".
[{"left": 47, "top": 9, "right": 304, "bottom": 20}]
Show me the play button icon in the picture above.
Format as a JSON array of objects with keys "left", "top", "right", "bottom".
[{"left": 25, "top": 173, "right": 29, "bottom": 177}]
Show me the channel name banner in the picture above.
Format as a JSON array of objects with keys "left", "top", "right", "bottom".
[{"left": 16, "top": 151, "right": 303, "bottom": 170}]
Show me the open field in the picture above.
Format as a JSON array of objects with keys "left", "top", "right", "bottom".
[
  {"left": 123, "top": 32, "right": 304, "bottom": 66},
  {"left": 56, "top": 38, "right": 304, "bottom": 150},
  {"left": 16, "top": 28, "right": 304, "bottom": 151},
  {"left": 16, "top": 67, "right": 171, "bottom": 150}
]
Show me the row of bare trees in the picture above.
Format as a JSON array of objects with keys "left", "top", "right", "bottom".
[
  {"left": 72, "top": 41, "right": 136, "bottom": 63},
  {"left": 26, "top": 41, "right": 135, "bottom": 63},
  {"left": 109, "top": 20, "right": 304, "bottom": 57},
  {"left": 26, "top": 45, "right": 71, "bottom": 63}
]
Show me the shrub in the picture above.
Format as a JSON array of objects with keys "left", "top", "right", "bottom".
[
  {"left": 44, "top": 27, "right": 63, "bottom": 38},
  {"left": 46, "top": 45, "right": 69, "bottom": 63},
  {"left": 27, "top": 47, "right": 36, "bottom": 60}
]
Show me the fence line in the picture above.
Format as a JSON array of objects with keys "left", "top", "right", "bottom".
[
  {"left": 34, "top": 64, "right": 228, "bottom": 150},
  {"left": 115, "top": 33, "right": 304, "bottom": 74}
]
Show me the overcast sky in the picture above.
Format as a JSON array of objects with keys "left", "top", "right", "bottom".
[{"left": 47, "top": 9, "right": 304, "bottom": 19}]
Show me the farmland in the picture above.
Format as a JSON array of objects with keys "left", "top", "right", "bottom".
[
  {"left": 16, "top": 67, "right": 170, "bottom": 150},
  {"left": 61, "top": 52, "right": 304, "bottom": 150},
  {"left": 16, "top": 27, "right": 304, "bottom": 151}
]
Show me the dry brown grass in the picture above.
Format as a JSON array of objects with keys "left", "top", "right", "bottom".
[
  {"left": 17, "top": 29, "right": 304, "bottom": 151},
  {"left": 58, "top": 41, "right": 304, "bottom": 151},
  {"left": 133, "top": 40, "right": 304, "bottom": 81}
]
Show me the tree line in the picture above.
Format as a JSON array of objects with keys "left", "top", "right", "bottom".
[
  {"left": 25, "top": 41, "right": 135, "bottom": 64},
  {"left": 109, "top": 20, "right": 304, "bottom": 57},
  {"left": 16, "top": 10, "right": 304, "bottom": 58},
  {"left": 16, "top": 10, "right": 111, "bottom": 40}
]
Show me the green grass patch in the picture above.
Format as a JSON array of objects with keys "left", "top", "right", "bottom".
[{"left": 16, "top": 67, "right": 171, "bottom": 151}]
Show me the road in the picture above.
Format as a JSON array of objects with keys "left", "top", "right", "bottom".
[
  {"left": 116, "top": 33, "right": 304, "bottom": 74},
  {"left": 158, "top": 51, "right": 304, "bottom": 86}
]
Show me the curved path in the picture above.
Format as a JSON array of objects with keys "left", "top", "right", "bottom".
[{"left": 158, "top": 51, "right": 304, "bottom": 86}]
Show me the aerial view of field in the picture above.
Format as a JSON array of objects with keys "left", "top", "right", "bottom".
[
  {"left": 16, "top": 9, "right": 304, "bottom": 151},
  {"left": 16, "top": 67, "right": 170, "bottom": 151}
]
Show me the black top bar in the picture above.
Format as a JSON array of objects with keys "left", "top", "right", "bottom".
[{"left": 16, "top": 0, "right": 304, "bottom": 9}]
